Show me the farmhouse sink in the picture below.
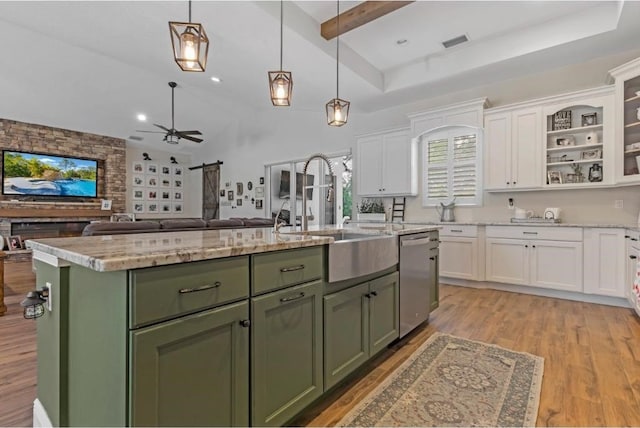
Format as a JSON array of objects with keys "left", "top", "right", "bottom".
[{"left": 294, "top": 230, "right": 399, "bottom": 283}]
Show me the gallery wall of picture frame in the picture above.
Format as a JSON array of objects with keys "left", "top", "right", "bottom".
[
  {"left": 222, "top": 177, "right": 265, "bottom": 210},
  {"left": 132, "top": 161, "right": 184, "bottom": 214}
]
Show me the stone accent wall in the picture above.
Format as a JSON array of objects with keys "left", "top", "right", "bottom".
[{"left": 0, "top": 118, "right": 126, "bottom": 213}]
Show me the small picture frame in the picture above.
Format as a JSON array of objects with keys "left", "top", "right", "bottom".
[
  {"left": 111, "top": 213, "right": 136, "bottom": 222},
  {"left": 247, "top": 181, "right": 253, "bottom": 191},
  {"left": 161, "top": 165, "right": 171, "bottom": 175},
  {"left": 133, "top": 188, "right": 144, "bottom": 200},
  {"left": 255, "top": 199, "right": 263, "bottom": 209},
  {"left": 581, "top": 149, "right": 602, "bottom": 160},
  {"left": 236, "top": 199, "right": 243, "bottom": 206},
  {"left": 564, "top": 173, "right": 578, "bottom": 184},
  {"left": 259, "top": 177, "right": 264, "bottom": 185},
  {"left": 161, "top": 179, "right": 171, "bottom": 188},
  {"left": 147, "top": 176, "right": 157, "bottom": 187},
  {"left": 581, "top": 112, "right": 597, "bottom": 127},
  {"left": 236, "top": 182, "right": 243, "bottom": 196},
  {"left": 7, "top": 235, "right": 23, "bottom": 250},
  {"left": 133, "top": 162, "right": 144, "bottom": 173},
  {"left": 133, "top": 174, "right": 144, "bottom": 186},
  {"left": 146, "top": 163, "right": 158, "bottom": 175},
  {"left": 100, "top": 199, "right": 112, "bottom": 210},
  {"left": 228, "top": 190, "right": 234, "bottom": 201},
  {"left": 553, "top": 110, "right": 572, "bottom": 130},
  {"left": 173, "top": 202, "right": 183, "bottom": 213},
  {"left": 133, "top": 203, "right": 145, "bottom": 214},
  {"left": 162, "top": 191, "right": 171, "bottom": 200},
  {"left": 220, "top": 189, "right": 226, "bottom": 197},
  {"left": 174, "top": 192, "right": 182, "bottom": 200},
  {"left": 174, "top": 179, "right": 182, "bottom": 188},
  {"left": 161, "top": 203, "right": 171, "bottom": 213},
  {"left": 548, "top": 171, "right": 563, "bottom": 184},
  {"left": 255, "top": 186, "right": 264, "bottom": 198},
  {"left": 173, "top": 166, "right": 183, "bottom": 176},
  {"left": 146, "top": 202, "right": 158, "bottom": 213}
]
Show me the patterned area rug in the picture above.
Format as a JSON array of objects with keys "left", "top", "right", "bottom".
[{"left": 338, "top": 333, "right": 544, "bottom": 427}]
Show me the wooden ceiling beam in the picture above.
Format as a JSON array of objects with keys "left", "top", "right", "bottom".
[{"left": 321, "top": 1, "right": 414, "bottom": 40}]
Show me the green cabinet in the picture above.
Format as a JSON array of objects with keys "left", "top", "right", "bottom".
[
  {"left": 129, "top": 300, "right": 249, "bottom": 427},
  {"left": 323, "top": 272, "right": 399, "bottom": 390},
  {"left": 251, "top": 280, "right": 324, "bottom": 427}
]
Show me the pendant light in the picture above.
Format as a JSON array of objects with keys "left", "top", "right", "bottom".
[
  {"left": 169, "top": 0, "right": 210, "bottom": 72},
  {"left": 268, "top": 0, "right": 293, "bottom": 106},
  {"left": 326, "top": 0, "right": 350, "bottom": 126}
]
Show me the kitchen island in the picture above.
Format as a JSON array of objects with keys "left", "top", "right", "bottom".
[{"left": 26, "top": 224, "right": 439, "bottom": 427}]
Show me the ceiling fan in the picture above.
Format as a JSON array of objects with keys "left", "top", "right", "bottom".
[{"left": 137, "top": 81, "right": 203, "bottom": 144}]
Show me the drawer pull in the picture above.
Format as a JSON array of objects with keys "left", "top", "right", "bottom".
[
  {"left": 280, "top": 264, "right": 305, "bottom": 273},
  {"left": 450, "top": 229, "right": 463, "bottom": 232},
  {"left": 239, "top": 319, "right": 251, "bottom": 328},
  {"left": 523, "top": 231, "right": 538, "bottom": 235},
  {"left": 178, "top": 281, "right": 221, "bottom": 294},
  {"left": 280, "top": 292, "right": 305, "bottom": 303},
  {"left": 630, "top": 255, "right": 637, "bottom": 260}
]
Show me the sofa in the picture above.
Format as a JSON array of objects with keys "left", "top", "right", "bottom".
[{"left": 81, "top": 217, "right": 273, "bottom": 236}]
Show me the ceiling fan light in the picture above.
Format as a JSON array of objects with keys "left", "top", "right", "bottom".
[
  {"left": 169, "top": 22, "right": 209, "bottom": 72},
  {"left": 166, "top": 134, "right": 180, "bottom": 145},
  {"left": 326, "top": 98, "right": 350, "bottom": 127},
  {"left": 268, "top": 71, "right": 293, "bottom": 106}
]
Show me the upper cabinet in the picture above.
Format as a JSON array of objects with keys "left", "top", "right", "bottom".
[
  {"left": 356, "top": 128, "right": 417, "bottom": 196},
  {"left": 542, "top": 90, "right": 614, "bottom": 188},
  {"left": 485, "top": 107, "right": 542, "bottom": 190},
  {"left": 608, "top": 57, "right": 640, "bottom": 184}
]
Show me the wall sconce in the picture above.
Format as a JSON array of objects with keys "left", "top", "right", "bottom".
[
  {"left": 170, "top": 156, "right": 178, "bottom": 164},
  {"left": 143, "top": 152, "right": 152, "bottom": 161},
  {"left": 20, "top": 286, "right": 49, "bottom": 319}
]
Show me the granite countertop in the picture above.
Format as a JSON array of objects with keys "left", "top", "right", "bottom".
[
  {"left": 354, "top": 221, "right": 640, "bottom": 229},
  {"left": 26, "top": 228, "right": 333, "bottom": 272},
  {"left": 25, "top": 223, "right": 441, "bottom": 272}
]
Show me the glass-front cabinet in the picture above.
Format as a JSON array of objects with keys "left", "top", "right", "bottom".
[
  {"left": 542, "top": 90, "right": 614, "bottom": 188},
  {"left": 608, "top": 57, "right": 640, "bottom": 184}
]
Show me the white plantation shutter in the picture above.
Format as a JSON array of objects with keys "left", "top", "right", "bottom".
[{"left": 422, "top": 127, "right": 482, "bottom": 206}]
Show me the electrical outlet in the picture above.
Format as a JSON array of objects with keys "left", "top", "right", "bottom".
[
  {"left": 614, "top": 200, "right": 624, "bottom": 209},
  {"left": 45, "top": 282, "right": 52, "bottom": 312},
  {"left": 508, "top": 198, "right": 514, "bottom": 209}
]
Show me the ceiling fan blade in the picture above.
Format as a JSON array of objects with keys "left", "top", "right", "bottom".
[
  {"left": 179, "top": 134, "right": 203, "bottom": 143},
  {"left": 136, "top": 130, "right": 165, "bottom": 134},
  {"left": 176, "top": 130, "right": 202, "bottom": 135},
  {"left": 153, "top": 123, "right": 170, "bottom": 132}
]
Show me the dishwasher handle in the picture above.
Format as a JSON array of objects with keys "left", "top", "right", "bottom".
[{"left": 401, "top": 237, "right": 434, "bottom": 247}]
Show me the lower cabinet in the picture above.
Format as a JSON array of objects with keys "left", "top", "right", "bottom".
[
  {"left": 323, "top": 272, "right": 399, "bottom": 390},
  {"left": 486, "top": 238, "right": 583, "bottom": 292},
  {"left": 251, "top": 280, "right": 324, "bottom": 427},
  {"left": 439, "top": 236, "right": 478, "bottom": 280},
  {"left": 583, "top": 228, "right": 626, "bottom": 297},
  {"left": 129, "top": 300, "right": 250, "bottom": 427}
]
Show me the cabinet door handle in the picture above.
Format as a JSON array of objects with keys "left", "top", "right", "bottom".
[
  {"left": 506, "top": 181, "right": 510, "bottom": 185},
  {"left": 179, "top": 281, "right": 221, "bottom": 294},
  {"left": 513, "top": 181, "right": 516, "bottom": 185},
  {"left": 280, "top": 292, "right": 305, "bottom": 303},
  {"left": 239, "top": 319, "right": 251, "bottom": 328},
  {"left": 625, "top": 235, "right": 630, "bottom": 239},
  {"left": 364, "top": 293, "right": 371, "bottom": 298},
  {"left": 523, "top": 232, "right": 538, "bottom": 235},
  {"left": 532, "top": 245, "right": 536, "bottom": 248},
  {"left": 450, "top": 229, "right": 463, "bottom": 232},
  {"left": 280, "top": 264, "right": 305, "bottom": 273},
  {"left": 630, "top": 255, "right": 637, "bottom": 260},
  {"left": 370, "top": 291, "right": 378, "bottom": 297},
  {"left": 429, "top": 256, "right": 435, "bottom": 260},
  {"left": 632, "top": 238, "right": 638, "bottom": 242}
]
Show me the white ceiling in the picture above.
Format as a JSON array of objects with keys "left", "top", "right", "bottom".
[{"left": 0, "top": 1, "right": 638, "bottom": 153}]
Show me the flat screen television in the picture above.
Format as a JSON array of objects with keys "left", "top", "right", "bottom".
[
  {"left": 278, "top": 170, "right": 314, "bottom": 200},
  {"left": 2, "top": 150, "right": 98, "bottom": 198}
]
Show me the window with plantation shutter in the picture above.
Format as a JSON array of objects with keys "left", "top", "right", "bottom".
[{"left": 422, "top": 126, "right": 483, "bottom": 206}]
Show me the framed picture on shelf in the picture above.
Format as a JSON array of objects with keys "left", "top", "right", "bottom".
[
  {"left": 7, "top": 235, "right": 23, "bottom": 250},
  {"left": 581, "top": 149, "right": 602, "bottom": 160},
  {"left": 548, "top": 171, "right": 563, "bottom": 184},
  {"left": 553, "top": 110, "right": 572, "bottom": 130},
  {"left": 581, "top": 112, "right": 597, "bottom": 127},
  {"left": 564, "top": 173, "right": 578, "bottom": 183}
]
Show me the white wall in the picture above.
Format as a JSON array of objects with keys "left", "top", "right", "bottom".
[
  {"left": 193, "top": 48, "right": 640, "bottom": 225},
  {"left": 126, "top": 146, "right": 201, "bottom": 218}
]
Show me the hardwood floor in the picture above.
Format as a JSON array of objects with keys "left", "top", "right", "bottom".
[{"left": 1, "top": 278, "right": 639, "bottom": 427}]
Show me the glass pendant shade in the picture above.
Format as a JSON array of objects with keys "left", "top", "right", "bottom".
[
  {"left": 326, "top": 98, "right": 350, "bottom": 127},
  {"left": 169, "top": 22, "right": 209, "bottom": 72},
  {"left": 268, "top": 71, "right": 293, "bottom": 106}
]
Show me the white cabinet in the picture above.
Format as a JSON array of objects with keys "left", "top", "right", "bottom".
[
  {"left": 485, "top": 226, "right": 583, "bottom": 292},
  {"left": 484, "top": 107, "right": 542, "bottom": 190},
  {"left": 439, "top": 225, "right": 482, "bottom": 280},
  {"left": 625, "top": 230, "right": 640, "bottom": 316},
  {"left": 608, "top": 57, "right": 640, "bottom": 184},
  {"left": 542, "top": 90, "right": 614, "bottom": 187},
  {"left": 583, "top": 228, "right": 626, "bottom": 297},
  {"left": 356, "top": 128, "right": 417, "bottom": 196}
]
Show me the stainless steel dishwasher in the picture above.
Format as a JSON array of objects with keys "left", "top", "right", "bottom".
[{"left": 399, "top": 231, "right": 439, "bottom": 338}]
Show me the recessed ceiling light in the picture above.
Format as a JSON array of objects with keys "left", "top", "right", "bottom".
[
  {"left": 210, "top": 76, "right": 222, "bottom": 83},
  {"left": 396, "top": 39, "right": 409, "bottom": 46},
  {"left": 137, "top": 113, "right": 147, "bottom": 122}
]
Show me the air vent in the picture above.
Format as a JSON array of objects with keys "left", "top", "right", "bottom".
[
  {"left": 442, "top": 34, "right": 469, "bottom": 49},
  {"left": 128, "top": 135, "right": 143, "bottom": 141}
]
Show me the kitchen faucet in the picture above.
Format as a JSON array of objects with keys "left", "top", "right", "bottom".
[
  {"left": 302, "top": 153, "right": 335, "bottom": 231},
  {"left": 273, "top": 199, "right": 290, "bottom": 233}
]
